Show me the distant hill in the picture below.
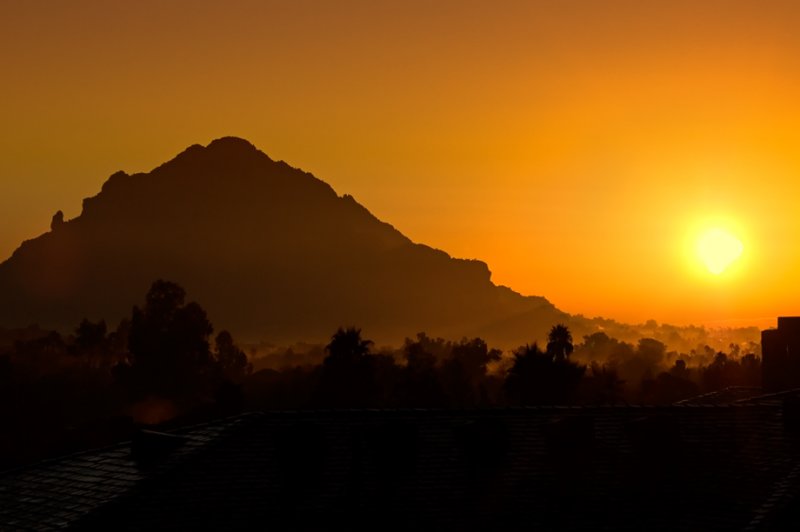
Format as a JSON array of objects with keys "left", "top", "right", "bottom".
[{"left": 0, "top": 137, "right": 581, "bottom": 348}]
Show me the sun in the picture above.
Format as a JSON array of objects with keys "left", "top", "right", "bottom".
[{"left": 696, "top": 228, "right": 744, "bottom": 275}]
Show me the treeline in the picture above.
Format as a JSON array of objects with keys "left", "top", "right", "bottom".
[
  {"left": 0, "top": 281, "right": 250, "bottom": 468},
  {"left": 247, "top": 327, "right": 761, "bottom": 410},
  {"left": 0, "top": 281, "right": 761, "bottom": 468}
]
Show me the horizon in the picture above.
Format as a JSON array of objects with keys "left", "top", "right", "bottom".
[
  {"left": 0, "top": 135, "right": 787, "bottom": 333},
  {"left": 4, "top": 1, "right": 800, "bottom": 328}
]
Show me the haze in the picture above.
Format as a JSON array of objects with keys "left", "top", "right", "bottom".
[{"left": 2, "top": 0, "right": 800, "bottom": 328}]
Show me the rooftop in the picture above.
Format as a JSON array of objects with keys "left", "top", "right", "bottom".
[{"left": 2, "top": 405, "right": 800, "bottom": 530}]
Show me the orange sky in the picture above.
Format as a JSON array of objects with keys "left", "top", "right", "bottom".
[{"left": 2, "top": 0, "right": 800, "bottom": 328}]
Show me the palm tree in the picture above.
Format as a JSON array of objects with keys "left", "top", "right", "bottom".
[
  {"left": 504, "top": 341, "right": 585, "bottom": 405},
  {"left": 324, "top": 327, "right": 373, "bottom": 367},
  {"left": 318, "top": 327, "right": 375, "bottom": 408},
  {"left": 547, "top": 324, "right": 574, "bottom": 361}
]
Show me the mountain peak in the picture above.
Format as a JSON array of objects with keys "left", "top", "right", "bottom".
[
  {"left": 205, "top": 136, "right": 260, "bottom": 154},
  {"left": 0, "top": 138, "right": 556, "bottom": 347},
  {"left": 147, "top": 137, "right": 274, "bottom": 181}
]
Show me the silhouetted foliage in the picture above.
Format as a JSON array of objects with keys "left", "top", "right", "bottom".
[
  {"left": 14, "top": 331, "right": 67, "bottom": 360},
  {"left": 214, "top": 330, "right": 252, "bottom": 383},
  {"left": 71, "top": 319, "right": 111, "bottom": 368},
  {"left": 325, "top": 327, "right": 373, "bottom": 367},
  {"left": 121, "top": 280, "right": 215, "bottom": 400},
  {"left": 397, "top": 333, "right": 446, "bottom": 407},
  {"left": 315, "top": 327, "right": 377, "bottom": 408},
  {"left": 505, "top": 342, "right": 585, "bottom": 405},
  {"left": 580, "top": 362, "right": 625, "bottom": 404},
  {"left": 547, "top": 324, "right": 574, "bottom": 361},
  {"left": 642, "top": 371, "right": 699, "bottom": 404},
  {"left": 75, "top": 319, "right": 107, "bottom": 352},
  {"left": 441, "top": 338, "right": 502, "bottom": 407},
  {"left": 0, "top": 285, "right": 766, "bottom": 471}
]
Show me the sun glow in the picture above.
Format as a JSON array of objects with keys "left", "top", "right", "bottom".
[{"left": 697, "top": 228, "right": 744, "bottom": 275}]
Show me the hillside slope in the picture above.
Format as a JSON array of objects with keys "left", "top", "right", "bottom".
[{"left": 0, "top": 137, "right": 560, "bottom": 346}]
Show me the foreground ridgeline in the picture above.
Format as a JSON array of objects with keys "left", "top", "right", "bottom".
[{"left": 0, "top": 281, "right": 763, "bottom": 469}]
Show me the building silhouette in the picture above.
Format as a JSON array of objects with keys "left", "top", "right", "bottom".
[{"left": 762, "top": 317, "right": 800, "bottom": 392}]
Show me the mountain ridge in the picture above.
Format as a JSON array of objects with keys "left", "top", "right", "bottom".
[{"left": 0, "top": 137, "right": 560, "bottom": 348}]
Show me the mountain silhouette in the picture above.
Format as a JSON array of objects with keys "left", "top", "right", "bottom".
[{"left": 0, "top": 137, "right": 572, "bottom": 346}]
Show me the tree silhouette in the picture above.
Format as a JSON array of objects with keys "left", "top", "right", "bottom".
[
  {"left": 581, "top": 362, "right": 625, "bottom": 404},
  {"left": 214, "top": 330, "right": 251, "bottom": 382},
  {"left": 123, "top": 280, "right": 214, "bottom": 399},
  {"left": 611, "top": 337, "right": 665, "bottom": 393},
  {"left": 505, "top": 341, "right": 585, "bottom": 405},
  {"left": 399, "top": 333, "right": 445, "bottom": 407},
  {"left": 740, "top": 353, "right": 761, "bottom": 386},
  {"left": 547, "top": 324, "right": 574, "bottom": 361},
  {"left": 636, "top": 338, "right": 666, "bottom": 365},
  {"left": 316, "top": 327, "right": 376, "bottom": 408},
  {"left": 72, "top": 319, "right": 109, "bottom": 368},
  {"left": 325, "top": 327, "right": 373, "bottom": 367},
  {"left": 440, "top": 337, "right": 501, "bottom": 407},
  {"left": 74, "top": 319, "right": 107, "bottom": 353}
]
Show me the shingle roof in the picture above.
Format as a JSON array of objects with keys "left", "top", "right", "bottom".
[
  {"left": 3, "top": 406, "right": 800, "bottom": 531},
  {"left": 674, "top": 386, "right": 800, "bottom": 407},
  {"left": 0, "top": 415, "right": 244, "bottom": 530},
  {"left": 674, "top": 386, "right": 764, "bottom": 405}
]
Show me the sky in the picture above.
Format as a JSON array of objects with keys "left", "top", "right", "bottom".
[{"left": 2, "top": 0, "right": 800, "bottom": 328}]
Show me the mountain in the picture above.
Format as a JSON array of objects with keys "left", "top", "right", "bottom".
[{"left": 0, "top": 137, "right": 570, "bottom": 347}]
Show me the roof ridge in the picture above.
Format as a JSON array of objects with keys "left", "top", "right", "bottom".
[{"left": 734, "top": 387, "right": 800, "bottom": 404}]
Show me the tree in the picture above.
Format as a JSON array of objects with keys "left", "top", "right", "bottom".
[
  {"left": 399, "top": 333, "right": 445, "bottom": 407},
  {"left": 214, "top": 330, "right": 251, "bottom": 382},
  {"left": 505, "top": 342, "right": 585, "bottom": 405},
  {"left": 614, "top": 337, "right": 666, "bottom": 393},
  {"left": 405, "top": 338, "right": 436, "bottom": 373},
  {"left": 581, "top": 362, "right": 625, "bottom": 404},
  {"left": 547, "top": 324, "right": 574, "bottom": 361},
  {"left": 316, "top": 327, "right": 376, "bottom": 408},
  {"left": 636, "top": 338, "right": 667, "bottom": 365},
  {"left": 404, "top": 333, "right": 446, "bottom": 371},
  {"left": 441, "top": 337, "right": 501, "bottom": 407},
  {"left": 74, "top": 319, "right": 107, "bottom": 353},
  {"left": 324, "top": 327, "right": 373, "bottom": 368},
  {"left": 740, "top": 353, "right": 761, "bottom": 386},
  {"left": 72, "top": 318, "right": 109, "bottom": 368},
  {"left": 123, "top": 280, "right": 214, "bottom": 399}
]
